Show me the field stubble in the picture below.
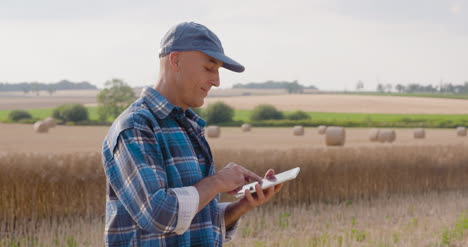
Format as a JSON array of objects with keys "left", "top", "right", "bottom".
[{"left": 0, "top": 123, "right": 466, "bottom": 153}]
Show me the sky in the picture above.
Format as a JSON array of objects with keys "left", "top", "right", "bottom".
[{"left": 0, "top": 0, "right": 467, "bottom": 91}]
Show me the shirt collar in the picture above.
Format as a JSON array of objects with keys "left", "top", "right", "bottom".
[{"left": 140, "top": 87, "right": 177, "bottom": 119}]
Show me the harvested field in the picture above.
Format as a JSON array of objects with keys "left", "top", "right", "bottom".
[
  {"left": 3, "top": 89, "right": 468, "bottom": 115},
  {"left": 0, "top": 90, "right": 100, "bottom": 110},
  {"left": 1, "top": 123, "right": 465, "bottom": 153},
  {"left": 203, "top": 94, "right": 468, "bottom": 114},
  {"left": 0, "top": 123, "right": 108, "bottom": 153}
]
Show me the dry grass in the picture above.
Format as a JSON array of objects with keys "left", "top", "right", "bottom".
[
  {"left": 1, "top": 143, "right": 468, "bottom": 246},
  {"left": 2, "top": 193, "right": 468, "bottom": 247},
  {"left": 214, "top": 145, "right": 468, "bottom": 203},
  {"left": 230, "top": 192, "right": 468, "bottom": 247}
]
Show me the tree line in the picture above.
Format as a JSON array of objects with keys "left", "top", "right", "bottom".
[
  {"left": 233, "top": 80, "right": 318, "bottom": 94},
  {"left": 375, "top": 82, "right": 468, "bottom": 94},
  {"left": 0, "top": 80, "right": 97, "bottom": 94}
]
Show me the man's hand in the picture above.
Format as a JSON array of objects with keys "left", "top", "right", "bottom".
[
  {"left": 194, "top": 162, "right": 263, "bottom": 212},
  {"left": 223, "top": 169, "right": 284, "bottom": 228},
  {"left": 213, "top": 162, "right": 264, "bottom": 194},
  {"left": 239, "top": 169, "right": 284, "bottom": 209}
]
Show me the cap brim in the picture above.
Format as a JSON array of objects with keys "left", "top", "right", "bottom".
[{"left": 200, "top": 50, "right": 245, "bottom": 73}]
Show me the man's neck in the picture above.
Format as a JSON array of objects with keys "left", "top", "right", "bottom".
[{"left": 154, "top": 79, "right": 188, "bottom": 111}]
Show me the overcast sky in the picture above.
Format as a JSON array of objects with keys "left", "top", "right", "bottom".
[{"left": 0, "top": 0, "right": 467, "bottom": 90}]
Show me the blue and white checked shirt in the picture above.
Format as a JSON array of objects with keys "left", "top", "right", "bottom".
[{"left": 102, "top": 87, "right": 238, "bottom": 247}]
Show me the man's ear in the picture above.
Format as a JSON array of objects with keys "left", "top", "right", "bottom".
[{"left": 168, "top": 52, "right": 181, "bottom": 72}]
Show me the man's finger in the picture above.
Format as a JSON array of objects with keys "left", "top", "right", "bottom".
[
  {"left": 264, "top": 169, "right": 277, "bottom": 182},
  {"left": 242, "top": 168, "right": 263, "bottom": 184},
  {"left": 274, "top": 183, "right": 284, "bottom": 193},
  {"left": 244, "top": 188, "right": 255, "bottom": 203},
  {"left": 255, "top": 184, "right": 265, "bottom": 201}
]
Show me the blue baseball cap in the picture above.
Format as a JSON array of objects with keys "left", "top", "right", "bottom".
[{"left": 158, "top": 22, "right": 245, "bottom": 73}]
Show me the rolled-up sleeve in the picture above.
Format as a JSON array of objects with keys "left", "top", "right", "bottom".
[
  {"left": 218, "top": 202, "right": 241, "bottom": 243},
  {"left": 172, "top": 186, "right": 199, "bottom": 234},
  {"left": 104, "top": 128, "right": 198, "bottom": 235}
]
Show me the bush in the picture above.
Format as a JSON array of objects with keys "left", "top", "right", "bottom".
[
  {"left": 286, "top": 110, "right": 310, "bottom": 121},
  {"left": 8, "top": 110, "right": 32, "bottom": 121},
  {"left": 204, "top": 102, "right": 234, "bottom": 124},
  {"left": 53, "top": 104, "right": 89, "bottom": 122},
  {"left": 250, "top": 104, "right": 283, "bottom": 121}
]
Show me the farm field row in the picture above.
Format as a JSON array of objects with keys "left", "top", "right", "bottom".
[{"left": 0, "top": 123, "right": 466, "bottom": 153}]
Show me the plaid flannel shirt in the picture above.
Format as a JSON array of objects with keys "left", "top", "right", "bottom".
[{"left": 102, "top": 87, "right": 238, "bottom": 247}]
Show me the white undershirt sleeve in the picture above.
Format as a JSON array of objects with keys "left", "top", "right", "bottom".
[{"left": 171, "top": 186, "right": 200, "bottom": 235}]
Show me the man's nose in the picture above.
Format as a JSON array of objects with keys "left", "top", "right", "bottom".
[{"left": 211, "top": 73, "right": 220, "bottom": 87}]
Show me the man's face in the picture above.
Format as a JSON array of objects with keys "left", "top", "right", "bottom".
[{"left": 174, "top": 51, "right": 222, "bottom": 109}]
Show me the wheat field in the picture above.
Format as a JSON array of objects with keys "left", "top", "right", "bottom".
[{"left": 1, "top": 142, "right": 468, "bottom": 246}]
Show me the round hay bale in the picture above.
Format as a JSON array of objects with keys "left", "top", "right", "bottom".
[
  {"left": 388, "top": 129, "right": 396, "bottom": 142},
  {"left": 293, "top": 125, "right": 304, "bottom": 136},
  {"left": 43, "top": 117, "right": 56, "bottom": 128},
  {"left": 456, "top": 127, "right": 467, "bottom": 137},
  {"left": 206, "top": 125, "right": 220, "bottom": 138},
  {"left": 325, "top": 126, "right": 345, "bottom": 146},
  {"left": 241, "top": 123, "right": 251, "bottom": 132},
  {"left": 33, "top": 121, "right": 49, "bottom": 133},
  {"left": 318, "top": 125, "right": 327, "bottom": 135},
  {"left": 378, "top": 129, "right": 396, "bottom": 143},
  {"left": 369, "top": 128, "right": 380, "bottom": 142},
  {"left": 414, "top": 128, "right": 425, "bottom": 139}
]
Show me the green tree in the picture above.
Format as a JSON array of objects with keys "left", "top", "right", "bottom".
[
  {"left": 204, "top": 102, "right": 234, "bottom": 124},
  {"left": 250, "top": 104, "right": 283, "bottom": 121},
  {"left": 97, "top": 79, "right": 136, "bottom": 121},
  {"left": 47, "top": 84, "right": 56, "bottom": 96}
]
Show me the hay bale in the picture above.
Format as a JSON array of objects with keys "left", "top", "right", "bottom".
[
  {"left": 414, "top": 128, "right": 425, "bottom": 139},
  {"left": 325, "top": 126, "right": 345, "bottom": 146},
  {"left": 241, "top": 124, "right": 251, "bottom": 132},
  {"left": 43, "top": 117, "right": 56, "bottom": 128},
  {"left": 457, "top": 127, "right": 467, "bottom": 137},
  {"left": 206, "top": 125, "right": 220, "bottom": 138},
  {"left": 318, "top": 125, "right": 327, "bottom": 135},
  {"left": 378, "top": 129, "right": 396, "bottom": 143},
  {"left": 369, "top": 128, "right": 380, "bottom": 142},
  {"left": 293, "top": 125, "right": 304, "bottom": 136},
  {"left": 33, "top": 121, "right": 49, "bottom": 133}
]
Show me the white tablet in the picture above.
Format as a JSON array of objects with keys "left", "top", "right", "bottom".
[{"left": 233, "top": 167, "right": 300, "bottom": 199}]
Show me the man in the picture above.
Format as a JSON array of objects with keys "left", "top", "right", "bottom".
[{"left": 102, "top": 22, "right": 283, "bottom": 247}]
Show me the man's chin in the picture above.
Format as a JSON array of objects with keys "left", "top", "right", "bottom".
[{"left": 190, "top": 100, "right": 204, "bottom": 108}]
